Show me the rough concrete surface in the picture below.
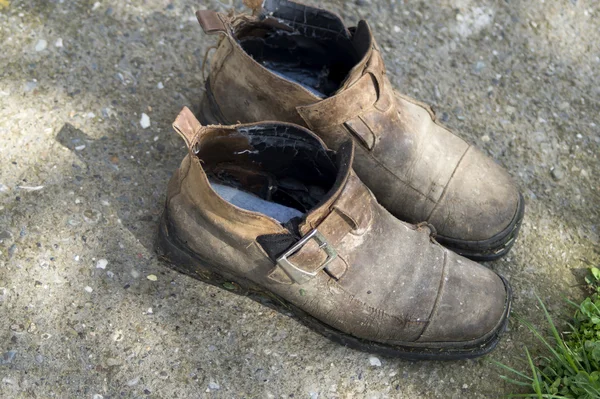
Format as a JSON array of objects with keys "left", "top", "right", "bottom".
[{"left": 0, "top": 0, "right": 599, "bottom": 397}]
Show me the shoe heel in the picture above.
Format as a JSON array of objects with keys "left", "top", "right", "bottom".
[
  {"left": 156, "top": 213, "right": 249, "bottom": 294},
  {"left": 196, "top": 87, "right": 224, "bottom": 125}
]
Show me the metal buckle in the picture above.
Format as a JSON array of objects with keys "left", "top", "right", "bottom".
[{"left": 276, "top": 229, "right": 338, "bottom": 284}]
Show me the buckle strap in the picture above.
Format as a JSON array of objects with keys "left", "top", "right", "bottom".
[
  {"left": 296, "top": 73, "right": 378, "bottom": 130},
  {"left": 265, "top": 173, "right": 373, "bottom": 285},
  {"left": 296, "top": 50, "right": 391, "bottom": 150},
  {"left": 275, "top": 229, "right": 337, "bottom": 284},
  {"left": 266, "top": 210, "right": 351, "bottom": 284},
  {"left": 365, "top": 49, "right": 393, "bottom": 112}
]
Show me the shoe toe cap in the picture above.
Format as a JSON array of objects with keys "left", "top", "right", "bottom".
[
  {"left": 429, "top": 146, "right": 522, "bottom": 243},
  {"left": 416, "top": 251, "right": 510, "bottom": 344}
]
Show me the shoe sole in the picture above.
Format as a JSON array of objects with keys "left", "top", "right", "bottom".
[
  {"left": 435, "top": 193, "right": 526, "bottom": 262},
  {"left": 156, "top": 209, "right": 512, "bottom": 361},
  {"left": 196, "top": 85, "right": 524, "bottom": 262}
]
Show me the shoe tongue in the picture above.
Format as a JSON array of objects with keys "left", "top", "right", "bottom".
[
  {"left": 337, "top": 20, "right": 375, "bottom": 92},
  {"left": 299, "top": 140, "right": 354, "bottom": 233}
]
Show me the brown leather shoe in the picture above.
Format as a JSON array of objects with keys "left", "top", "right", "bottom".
[
  {"left": 194, "top": 0, "right": 524, "bottom": 260},
  {"left": 157, "top": 107, "right": 512, "bottom": 360}
]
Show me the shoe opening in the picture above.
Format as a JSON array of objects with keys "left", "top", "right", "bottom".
[
  {"left": 234, "top": 13, "right": 367, "bottom": 97},
  {"left": 196, "top": 124, "right": 338, "bottom": 223}
]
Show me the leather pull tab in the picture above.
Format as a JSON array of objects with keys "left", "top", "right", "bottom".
[
  {"left": 196, "top": 10, "right": 227, "bottom": 35},
  {"left": 172, "top": 107, "right": 202, "bottom": 148}
]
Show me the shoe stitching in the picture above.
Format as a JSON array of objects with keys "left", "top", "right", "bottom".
[
  {"left": 424, "top": 145, "right": 471, "bottom": 222},
  {"left": 415, "top": 249, "right": 448, "bottom": 342},
  {"left": 330, "top": 279, "right": 427, "bottom": 329}
]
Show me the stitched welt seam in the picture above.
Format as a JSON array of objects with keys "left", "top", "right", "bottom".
[
  {"left": 425, "top": 145, "right": 471, "bottom": 221},
  {"left": 416, "top": 250, "right": 448, "bottom": 341},
  {"left": 361, "top": 148, "right": 438, "bottom": 204}
]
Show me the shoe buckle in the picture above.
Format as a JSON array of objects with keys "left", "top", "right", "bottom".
[{"left": 276, "top": 229, "right": 337, "bottom": 284}]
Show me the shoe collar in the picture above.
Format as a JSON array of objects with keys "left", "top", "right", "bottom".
[{"left": 172, "top": 107, "right": 358, "bottom": 234}]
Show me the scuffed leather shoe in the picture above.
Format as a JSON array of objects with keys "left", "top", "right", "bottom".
[
  {"left": 157, "top": 107, "right": 512, "bottom": 360},
  {"left": 194, "top": 0, "right": 525, "bottom": 260}
]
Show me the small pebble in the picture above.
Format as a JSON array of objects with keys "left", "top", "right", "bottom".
[
  {"left": 92, "top": 2, "right": 101, "bottom": 11},
  {"left": 473, "top": 61, "right": 486, "bottom": 73},
  {"left": 17, "top": 185, "right": 44, "bottom": 191},
  {"left": 102, "top": 108, "right": 116, "bottom": 118},
  {"left": 158, "top": 371, "right": 169, "bottom": 379},
  {"left": 140, "top": 113, "right": 151, "bottom": 129},
  {"left": 83, "top": 209, "right": 101, "bottom": 223},
  {"left": 481, "top": 135, "right": 490, "bottom": 143},
  {"left": 92, "top": 395, "right": 104, "bottom": 399},
  {"left": 112, "top": 330, "right": 124, "bottom": 341},
  {"left": 1, "top": 351, "right": 16, "bottom": 365},
  {"left": 35, "top": 39, "right": 47, "bottom": 52},
  {"left": 369, "top": 356, "right": 382, "bottom": 367},
  {"left": 157, "top": 82, "right": 164, "bottom": 89},
  {"left": 208, "top": 381, "right": 220, "bottom": 390},
  {"left": 147, "top": 307, "right": 153, "bottom": 314},
  {"left": 84, "top": 286, "right": 93, "bottom": 293},
  {"left": 24, "top": 81, "right": 38, "bottom": 92},
  {"left": 146, "top": 274, "right": 157, "bottom": 281},
  {"left": 106, "top": 271, "right": 115, "bottom": 278},
  {"left": 126, "top": 376, "right": 140, "bottom": 386},
  {"left": 96, "top": 259, "right": 108, "bottom": 269},
  {"left": 35, "top": 354, "right": 44, "bottom": 364},
  {"left": 75, "top": 145, "right": 86, "bottom": 151},
  {"left": 106, "top": 358, "right": 121, "bottom": 367},
  {"left": 551, "top": 167, "right": 564, "bottom": 181},
  {"left": 393, "top": 25, "right": 401, "bottom": 33},
  {"left": 0, "top": 230, "right": 13, "bottom": 242},
  {"left": 55, "top": 38, "right": 63, "bottom": 48}
]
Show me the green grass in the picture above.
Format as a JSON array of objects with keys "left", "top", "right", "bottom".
[{"left": 492, "top": 267, "right": 600, "bottom": 399}]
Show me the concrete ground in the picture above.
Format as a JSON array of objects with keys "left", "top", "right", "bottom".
[{"left": 0, "top": 0, "right": 598, "bottom": 397}]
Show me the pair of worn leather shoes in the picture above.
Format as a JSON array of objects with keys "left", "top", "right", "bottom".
[{"left": 157, "top": 0, "right": 524, "bottom": 360}]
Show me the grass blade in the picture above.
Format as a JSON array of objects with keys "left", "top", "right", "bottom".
[
  {"left": 525, "top": 347, "right": 543, "bottom": 399},
  {"left": 535, "top": 293, "right": 582, "bottom": 372},
  {"left": 489, "top": 359, "right": 534, "bottom": 381}
]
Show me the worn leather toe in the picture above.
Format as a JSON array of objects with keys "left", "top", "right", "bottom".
[
  {"left": 428, "top": 146, "right": 521, "bottom": 243},
  {"left": 417, "top": 250, "right": 508, "bottom": 343}
]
